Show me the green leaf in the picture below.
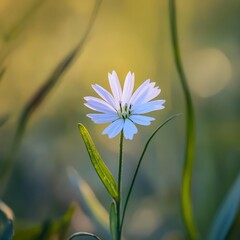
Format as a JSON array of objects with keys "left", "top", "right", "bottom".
[
  {"left": 67, "top": 167, "right": 109, "bottom": 237},
  {"left": 209, "top": 173, "right": 240, "bottom": 240},
  {"left": 67, "top": 232, "right": 102, "bottom": 240},
  {"left": 78, "top": 124, "right": 118, "bottom": 201},
  {"left": 14, "top": 204, "right": 75, "bottom": 240},
  {"left": 110, "top": 201, "right": 118, "bottom": 240},
  {"left": 0, "top": 200, "right": 14, "bottom": 240}
]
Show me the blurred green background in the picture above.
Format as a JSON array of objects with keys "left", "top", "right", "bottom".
[{"left": 0, "top": 0, "right": 240, "bottom": 239}]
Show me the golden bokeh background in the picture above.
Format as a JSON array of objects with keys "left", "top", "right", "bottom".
[{"left": 0, "top": 0, "right": 240, "bottom": 239}]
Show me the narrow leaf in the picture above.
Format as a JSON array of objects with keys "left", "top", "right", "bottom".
[
  {"left": 110, "top": 201, "right": 118, "bottom": 240},
  {"left": 121, "top": 114, "right": 180, "bottom": 230},
  {"left": 209, "top": 173, "right": 240, "bottom": 240},
  {"left": 0, "top": 200, "right": 14, "bottom": 240},
  {"left": 67, "top": 167, "right": 109, "bottom": 237},
  {"left": 78, "top": 123, "right": 118, "bottom": 201},
  {"left": 67, "top": 232, "right": 102, "bottom": 240}
]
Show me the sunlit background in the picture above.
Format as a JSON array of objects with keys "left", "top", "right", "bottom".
[{"left": 0, "top": 0, "right": 240, "bottom": 239}]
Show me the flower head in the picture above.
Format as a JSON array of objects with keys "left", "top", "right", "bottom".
[{"left": 84, "top": 71, "right": 165, "bottom": 140}]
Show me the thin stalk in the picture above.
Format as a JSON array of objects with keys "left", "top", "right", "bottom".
[
  {"left": 169, "top": 0, "right": 198, "bottom": 239},
  {"left": 117, "top": 131, "right": 124, "bottom": 240},
  {"left": 120, "top": 114, "right": 179, "bottom": 233}
]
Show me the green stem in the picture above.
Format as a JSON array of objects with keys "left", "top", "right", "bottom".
[
  {"left": 117, "top": 131, "right": 124, "bottom": 240},
  {"left": 169, "top": 0, "right": 198, "bottom": 239}
]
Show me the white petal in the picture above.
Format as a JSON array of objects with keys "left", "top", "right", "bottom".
[
  {"left": 108, "top": 71, "right": 122, "bottom": 103},
  {"left": 102, "top": 119, "right": 124, "bottom": 138},
  {"left": 129, "top": 115, "right": 155, "bottom": 126},
  {"left": 92, "top": 84, "right": 118, "bottom": 109},
  {"left": 132, "top": 100, "right": 166, "bottom": 114},
  {"left": 84, "top": 96, "right": 116, "bottom": 113},
  {"left": 129, "top": 79, "right": 150, "bottom": 106},
  {"left": 87, "top": 113, "right": 118, "bottom": 124},
  {"left": 123, "top": 119, "right": 138, "bottom": 140},
  {"left": 122, "top": 72, "right": 134, "bottom": 106},
  {"left": 131, "top": 81, "right": 160, "bottom": 106},
  {"left": 143, "top": 86, "right": 161, "bottom": 104}
]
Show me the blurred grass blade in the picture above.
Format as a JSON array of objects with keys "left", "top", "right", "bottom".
[
  {"left": 3, "top": 0, "right": 46, "bottom": 42},
  {"left": 121, "top": 114, "right": 180, "bottom": 232},
  {"left": 0, "top": 1, "right": 46, "bottom": 66},
  {"left": 0, "top": 0, "right": 102, "bottom": 195},
  {"left": 208, "top": 173, "right": 240, "bottom": 240},
  {"left": 0, "top": 115, "right": 9, "bottom": 128},
  {"left": 14, "top": 204, "right": 75, "bottom": 240},
  {"left": 0, "top": 68, "right": 6, "bottom": 83},
  {"left": 110, "top": 201, "right": 118, "bottom": 240},
  {"left": 67, "top": 167, "right": 109, "bottom": 236},
  {"left": 169, "top": 0, "right": 197, "bottom": 238},
  {"left": 0, "top": 200, "right": 14, "bottom": 240},
  {"left": 78, "top": 124, "right": 118, "bottom": 201},
  {"left": 67, "top": 232, "right": 102, "bottom": 240}
]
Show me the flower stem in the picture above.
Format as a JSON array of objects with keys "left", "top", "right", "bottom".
[
  {"left": 117, "top": 131, "right": 124, "bottom": 240},
  {"left": 169, "top": 0, "right": 198, "bottom": 239}
]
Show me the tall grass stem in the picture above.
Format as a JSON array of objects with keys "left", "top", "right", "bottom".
[{"left": 169, "top": 0, "right": 198, "bottom": 239}]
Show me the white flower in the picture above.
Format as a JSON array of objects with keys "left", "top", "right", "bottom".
[{"left": 84, "top": 71, "right": 165, "bottom": 140}]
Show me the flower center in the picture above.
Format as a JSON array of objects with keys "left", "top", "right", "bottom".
[{"left": 118, "top": 103, "right": 131, "bottom": 119}]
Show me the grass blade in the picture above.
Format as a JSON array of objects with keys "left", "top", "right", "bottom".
[
  {"left": 67, "top": 167, "right": 109, "bottom": 235},
  {"left": 0, "top": 68, "right": 6, "bottom": 83},
  {"left": 0, "top": 115, "right": 9, "bottom": 128},
  {"left": 208, "top": 173, "right": 240, "bottom": 240},
  {"left": 120, "top": 114, "right": 180, "bottom": 232},
  {"left": 0, "top": 0, "right": 102, "bottom": 195},
  {"left": 78, "top": 124, "right": 118, "bottom": 201},
  {"left": 169, "top": 0, "right": 197, "bottom": 238},
  {"left": 0, "top": 200, "right": 14, "bottom": 240}
]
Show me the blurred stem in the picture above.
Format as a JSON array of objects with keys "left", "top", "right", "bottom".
[
  {"left": 169, "top": 0, "right": 198, "bottom": 239},
  {"left": 116, "top": 131, "right": 124, "bottom": 240},
  {"left": 0, "top": 0, "right": 102, "bottom": 196},
  {"left": 0, "top": 0, "right": 46, "bottom": 66}
]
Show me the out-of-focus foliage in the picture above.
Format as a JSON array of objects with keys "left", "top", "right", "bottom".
[
  {"left": 0, "top": 0, "right": 239, "bottom": 239},
  {"left": 14, "top": 204, "right": 75, "bottom": 240},
  {"left": 0, "top": 200, "right": 14, "bottom": 240}
]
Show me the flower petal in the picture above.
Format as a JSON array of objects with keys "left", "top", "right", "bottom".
[
  {"left": 84, "top": 96, "right": 116, "bottom": 113},
  {"left": 122, "top": 72, "right": 134, "bottom": 106},
  {"left": 132, "top": 100, "right": 165, "bottom": 114},
  {"left": 92, "top": 84, "right": 118, "bottom": 109},
  {"left": 143, "top": 86, "right": 161, "bottom": 104},
  {"left": 87, "top": 113, "right": 118, "bottom": 124},
  {"left": 129, "top": 79, "right": 150, "bottom": 106},
  {"left": 108, "top": 71, "right": 122, "bottom": 103},
  {"left": 102, "top": 119, "right": 124, "bottom": 138},
  {"left": 129, "top": 115, "right": 155, "bottom": 126},
  {"left": 123, "top": 119, "right": 138, "bottom": 140}
]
